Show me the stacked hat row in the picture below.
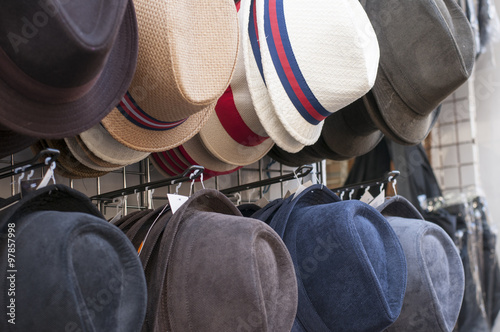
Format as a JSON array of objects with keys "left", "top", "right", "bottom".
[
  {"left": 1, "top": 183, "right": 465, "bottom": 331},
  {"left": 0, "top": 0, "right": 475, "bottom": 177}
]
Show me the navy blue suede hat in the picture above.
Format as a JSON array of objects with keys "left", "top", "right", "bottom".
[
  {"left": 260, "top": 185, "right": 407, "bottom": 331},
  {"left": 0, "top": 185, "right": 147, "bottom": 331}
]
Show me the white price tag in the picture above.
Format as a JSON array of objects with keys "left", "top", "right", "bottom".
[
  {"left": 168, "top": 194, "right": 189, "bottom": 214},
  {"left": 369, "top": 190, "right": 385, "bottom": 208},
  {"left": 360, "top": 191, "right": 374, "bottom": 204}
]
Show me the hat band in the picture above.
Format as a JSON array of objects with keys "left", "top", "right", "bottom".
[
  {"left": 248, "top": 0, "right": 265, "bottom": 81},
  {"left": 117, "top": 92, "right": 187, "bottom": 131},
  {"left": 262, "top": 0, "right": 331, "bottom": 125},
  {"left": 0, "top": 48, "right": 99, "bottom": 104},
  {"left": 215, "top": 86, "right": 269, "bottom": 147}
]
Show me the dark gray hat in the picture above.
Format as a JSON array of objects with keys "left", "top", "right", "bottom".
[
  {"left": 361, "top": 0, "right": 475, "bottom": 144},
  {"left": 377, "top": 196, "right": 465, "bottom": 332},
  {"left": 0, "top": 185, "right": 147, "bottom": 331}
]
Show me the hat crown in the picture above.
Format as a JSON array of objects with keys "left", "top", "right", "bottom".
[{"left": 0, "top": 0, "right": 127, "bottom": 91}]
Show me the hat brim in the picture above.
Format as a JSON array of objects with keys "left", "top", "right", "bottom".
[
  {"left": 74, "top": 136, "right": 124, "bottom": 168},
  {"left": 181, "top": 134, "right": 240, "bottom": 173},
  {"left": 0, "top": 127, "right": 37, "bottom": 159},
  {"left": 101, "top": 103, "right": 213, "bottom": 152},
  {"left": 64, "top": 137, "right": 123, "bottom": 172},
  {"left": 79, "top": 124, "right": 150, "bottom": 165},
  {"left": 322, "top": 97, "right": 384, "bottom": 158},
  {"left": 267, "top": 145, "right": 323, "bottom": 167},
  {"left": 199, "top": 109, "right": 274, "bottom": 166},
  {"left": 369, "top": 69, "right": 440, "bottom": 145},
  {"left": 0, "top": 1, "right": 138, "bottom": 139}
]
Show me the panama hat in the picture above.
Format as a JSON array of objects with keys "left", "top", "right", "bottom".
[
  {"left": 0, "top": 0, "right": 138, "bottom": 138},
  {"left": 0, "top": 185, "right": 147, "bottom": 331},
  {"left": 240, "top": 0, "right": 305, "bottom": 153},
  {"left": 251, "top": 0, "right": 379, "bottom": 146},
  {"left": 101, "top": 0, "right": 239, "bottom": 152},
  {"left": 152, "top": 189, "right": 298, "bottom": 331},
  {"left": 377, "top": 196, "right": 464, "bottom": 332},
  {"left": 199, "top": 11, "right": 274, "bottom": 166},
  {"left": 360, "top": 0, "right": 475, "bottom": 144},
  {"left": 79, "top": 124, "right": 150, "bottom": 166},
  {"left": 258, "top": 185, "right": 406, "bottom": 331}
]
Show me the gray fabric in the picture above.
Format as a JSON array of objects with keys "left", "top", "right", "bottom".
[{"left": 379, "top": 196, "right": 465, "bottom": 332}]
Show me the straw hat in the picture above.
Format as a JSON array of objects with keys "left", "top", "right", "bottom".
[
  {"left": 101, "top": 0, "right": 239, "bottom": 152},
  {"left": 250, "top": 0, "right": 379, "bottom": 147},
  {"left": 199, "top": 19, "right": 274, "bottom": 166},
  {"left": 0, "top": 0, "right": 138, "bottom": 138},
  {"left": 79, "top": 124, "right": 150, "bottom": 166},
  {"left": 240, "top": 0, "right": 305, "bottom": 153},
  {"left": 64, "top": 137, "right": 123, "bottom": 172}
]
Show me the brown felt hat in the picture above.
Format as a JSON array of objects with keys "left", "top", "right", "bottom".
[
  {"left": 101, "top": 0, "right": 239, "bottom": 152},
  {"left": 0, "top": 125, "right": 36, "bottom": 159},
  {"left": 0, "top": 0, "right": 138, "bottom": 138},
  {"left": 152, "top": 189, "right": 298, "bottom": 331}
]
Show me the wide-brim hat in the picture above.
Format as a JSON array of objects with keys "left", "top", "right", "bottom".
[
  {"left": 360, "top": 0, "right": 475, "bottom": 144},
  {"left": 199, "top": 8, "right": 274, "bottom": 166},
  {"left": 0, "top": 0, "right": 138, "bottom": 138},
  {"left": 0, "top": 185, "right": 147, "bottom": 331},
  {"left": 0, "top": 126, "right": 36, "bottom": 159},
  {"left": 101, "top": 0, "right": 239, "bottom": 152},
  {"left": 79, "top": 124, "right": 150, "bottom": 166},
  {"left": 240, "top": 0, "right": 305, "bottom": 153},
  {"left": 64, "top": 137, "right": 123, "bottom": 172},
  {"left": 252, "top": 0, "right": 379, "bottom": 146},
  {"left": 153, "top": 189, "right": 298, "bottom": 331},
  {"left": 260, "top": 185, "right": 406, "bottom": 331},
  {"left": 377, "top": 196, "right": 465, "bottom": 332}
]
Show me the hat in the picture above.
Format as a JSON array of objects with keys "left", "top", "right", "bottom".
[
  {"left": 0, "top": 185, "right": 147, "bottom": 331},
  {"left": 261, "top": 185, "right": 406, "bottom": 331},
  {"left": 321, "top": 94, "right": 384, "bottom": 158},
  {"left": 0, "top": 0, "right": 138, "bottom": 138},
  {"left": 101, "top": 0, "right": 239, "bottom": 152},
  {"left": 64, "top": 137, "right": 123, "bottom": 172},
  {"left": 152, "top": 189, "right": 298, "bottom": 331},
  {"left": 377, "top": 196, "right": 465, "bottom": 332},
  {"left": 360, "top": 0, "right": 475, "bottom": 144},
  {"left": 0, "top": 126, "right": 36, "bottom": 159},
  {"left": 252, "top": 0, "right": 379, "bottom": 146},
  {"left": 240, "top": 0, "right": 305, "bottom": 153},
  {"left": 199, "top": 9, "right": 274, "bottom": 166},
  {"left": 150, "top": 134, "right": 242, "bottom": 180},
  {"left": 79, "top": 124, "right": 150, "bottom": 166}
]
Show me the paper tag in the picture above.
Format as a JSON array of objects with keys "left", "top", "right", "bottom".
[
  {"left": 168, "top": 194, "right": 189, "bottom": 214},
  {"left": 255, "top": 196, "right": 270, "bottom": 208},
  {"left": 369, "top": 190, "right": 385, "bottom": 208},
  {"left": 284, "top": 190, "right": 293, "bottom": 199},
  {"left": 360, "top": 191, "right": 374, "bottom": 204}
]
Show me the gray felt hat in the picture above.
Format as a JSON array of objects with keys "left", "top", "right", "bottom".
[{"left": 377, "top": 196, "right": 465, "bottom": 332}]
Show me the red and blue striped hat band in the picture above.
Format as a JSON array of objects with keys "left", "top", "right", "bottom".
[
  {"left": 249, "top": 0, "right": 330, "bottom": 126},
  {"left": 117, "top": 92, "right": 188, "bottom": 131}
]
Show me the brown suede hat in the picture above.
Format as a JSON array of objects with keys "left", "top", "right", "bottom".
[{"left": 149, "top": 189, "right": 298, "bottom": 331}]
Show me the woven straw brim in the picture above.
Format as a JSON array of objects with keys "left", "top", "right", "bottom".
[
  {"left": 79, "top": 123, "right": 149, "bottom": 165},
  {"left": 240, "top": 0, "right": 304, "bottom": 153},
  {"left": 0, "top": 127, "right": 36, "bottom": 159},
  {"left": 101, "top": 103, "right": 214, "bottom": 152},
  {"left": 199, "top": 110, "right": 274, "bottom": 166},
  {"left": 75, "top": 136, "right": 123, "bottom": 168},
  {"left": 44, "top": 139, "right": 110, "bottom": 179},
  {"left": 64, "top": 137, "right": 123, "bottom": 172},
  {"left": 0, "top": 1, "right": 138, "bottom": 138},
  {"left": 126, "top": 0, "right": 238, "bottom": 122}
]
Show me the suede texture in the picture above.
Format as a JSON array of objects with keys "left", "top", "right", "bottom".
[
  {"left": 378, "top": 196, "right": 465, "bottom": 332},
  {"left": 151, "top": 189, "right": 298, "bottom": 331},
  {"left": 0, "top": 185, "right": 147, "bottom": 332},
  {"left": 255, "top": 185, "right": 407, "bottom": 332}
]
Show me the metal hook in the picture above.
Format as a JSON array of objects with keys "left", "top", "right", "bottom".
[
  {"left": 235, "top": 193, "right": 242, "bottom": 206},
  {"left": 340, "top": 191, "right": 345, "bottom": 200},
  {"left": 26, "top": 169, "right": 35, "bottom": 181},
  {"left": 349, "top": 189, "right": 354, "bottom": 200},
  {"left": 199, "top": 173, "right": 205, "bottom": 189},
  {"left": 175, "top": 182, "right": 182, "bottom": 195},
  {"left": 188, "top": 178, "right": 196, "bottom": 196},
  {"left": 380, "top": 182, "right": 384, "bottom": 193},
  {"left": 392, "top": 179, "right": 398, "bottom": 196}
]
